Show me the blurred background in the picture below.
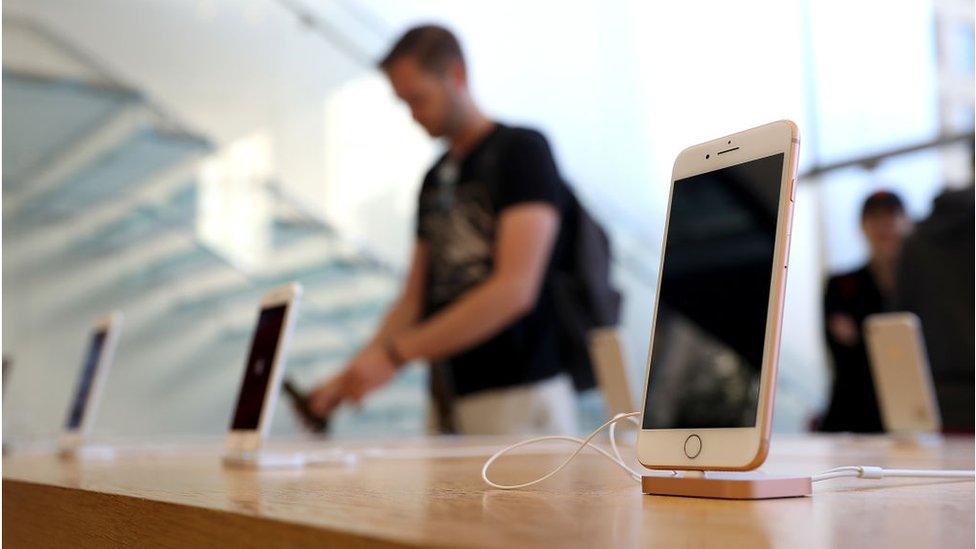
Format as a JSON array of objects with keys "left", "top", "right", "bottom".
[{"left": 2, "top": 0, "right": 973, "bottom": 440}]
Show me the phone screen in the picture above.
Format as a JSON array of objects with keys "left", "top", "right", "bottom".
[
  {"left": 230, "top": 304, "right": 287, "bottom": 431},
  {"left": 642, "top": 153, "right": 784, "bottom": 430},
  {"left": 65, "top": 329, "right": 108, "bottom": 430}
]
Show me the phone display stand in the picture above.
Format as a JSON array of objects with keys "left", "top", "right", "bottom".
[
  {"left": 642, "top": 470, "right": 812, "bottom": 500},
  {"left": 58, "top": 444, "right": 117, "bottom": 461},
  {"left": 891, "top": 431, "right": 942, "bottom": 447},
  {"left": 223, "top": 448, "right": 356, "bottom": 470},
  {"left": 223, "top": 450, "right": 307, "bottom": 469}
]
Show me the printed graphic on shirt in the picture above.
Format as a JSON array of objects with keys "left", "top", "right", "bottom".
[{"left": 419, "top": 179, "right": 495, "bottom": 310}]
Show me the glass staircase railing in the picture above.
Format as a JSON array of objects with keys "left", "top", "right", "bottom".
[{"left": 1, "top": 19, "right": 408, "bottom": 440}]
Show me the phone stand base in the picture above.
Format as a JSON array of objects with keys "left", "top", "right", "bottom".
[
  {"left": 642, "top": 471, "right": 812, "bottom": 500},
  {"left": 222, "top": 449, "right": 356, "bottom": 470},
  {"left": 223, "top": 451, "right": 308, "bottom": 469},
  {"left": 891, "top": 432, "right": 942, "bottom": 447},
  {"left": 58, "top": 445, "right": 117, "bottom": 461}
]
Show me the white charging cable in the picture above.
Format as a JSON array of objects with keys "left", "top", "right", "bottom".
[
  {"left": 481, "top": 411, "right": 976, "bottom": 490},
  {"left": 811, "top": 465, "right": 975, "bottom": 482},
  {"left": 482, "top": 412, "right": 675, "bottom": 489}
]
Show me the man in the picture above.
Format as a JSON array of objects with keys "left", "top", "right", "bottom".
[
  {"left": 309, "top": 25, "right": 577, "bottom": 435},
  {"left": 896, "top": 185, "right": 975, "bottom": 432},
  {"left": 819, "top": 191, "right": 910, "bottom": 432}
]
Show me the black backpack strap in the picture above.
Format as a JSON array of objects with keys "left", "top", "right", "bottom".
[{"left": 473, "top": 125, "right": 514, "bottom": 214}]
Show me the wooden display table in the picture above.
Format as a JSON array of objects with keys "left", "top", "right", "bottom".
[{"left": 3, "top": 435, "right": 974, "bottom": 548}]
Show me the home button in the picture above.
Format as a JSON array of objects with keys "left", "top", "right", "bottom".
[{"left": 684, "top": 434, "right": 702, "bottom": 459}]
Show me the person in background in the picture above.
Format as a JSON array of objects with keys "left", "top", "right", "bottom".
[
  {"left": 308, "top": 25, "right": 578, "bottom": 435},
  {"left": 896, "top": 185, "right": 975, "bottom": 432},
  {"left": 819, "top": 191, "right": 910, "bottom": 432}
]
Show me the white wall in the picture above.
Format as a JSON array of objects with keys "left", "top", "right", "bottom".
[{"left": 4, "top": 0, "right": 377, "bottom": 214}]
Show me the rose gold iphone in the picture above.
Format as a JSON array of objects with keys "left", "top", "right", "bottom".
[{"left": 637, "top": 120, "right": 799, "bottom": 471}]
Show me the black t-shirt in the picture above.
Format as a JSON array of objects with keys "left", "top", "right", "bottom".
[
  {"left": 896, "top": 188, "right": 975, "bottom": 432},
  {"left": 416, "top": 124, "right": 568, "bottom": 397},
  {"left": 819, "top": 265, "right": 889, "bottom": 432}
]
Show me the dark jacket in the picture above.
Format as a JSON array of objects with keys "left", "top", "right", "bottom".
[{"left": 896, "top": 187, "right": 975, "bottom": 432}]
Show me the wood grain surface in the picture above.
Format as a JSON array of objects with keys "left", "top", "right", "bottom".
[{"left": 3, "top": 435, "right": 974, "bottom": 548}]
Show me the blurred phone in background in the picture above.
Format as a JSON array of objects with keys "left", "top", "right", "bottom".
[
  {"left": 588, "top": 328, "right": 635, "bottom": 419},
  {"left": 865, "top": 312, "right": 942, "bottom": 436}
]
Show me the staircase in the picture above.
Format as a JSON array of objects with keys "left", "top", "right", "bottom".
[{"left": 1, "top": 17, "right": 425, "bottom": 439}]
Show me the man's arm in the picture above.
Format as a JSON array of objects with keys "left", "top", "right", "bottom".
[
  {"left": 338, "top": 202, "right": 561, "bottom": 401},
  {"left": 393, "top": 203, "right": 559, "bottom": 362},
  {"left": 824, "top": 276, "right": 859, "bottom": 348},
  {"left": 322, "top": 128, "right": 566, "bottom": 405}
]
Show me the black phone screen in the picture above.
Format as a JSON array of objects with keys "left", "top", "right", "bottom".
[
  {"left": 641, "top": 153, "right": 784, "bottom": 430},
  {"left": 65, "top": 329, "right": 108, "bottom": 429},
  {"left": 230, "top": 304, "right": 287, "bottom": 430}
]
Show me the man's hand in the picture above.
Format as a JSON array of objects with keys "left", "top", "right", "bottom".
[
  {"left": 308, "top": 344, "right": 399, "bottom": 417},
  {"left": 828, "top": 313, "right": 860, "bottom": 346},
  {"left": 308, "top": 374, "right": 345, "bottom": 418}
]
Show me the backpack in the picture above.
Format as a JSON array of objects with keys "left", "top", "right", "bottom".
[
  {"left": 478, "top": 127, "right": 622, "bottom": 391},
  {"left": 550, "top": 191, "right": 622, "bottom": 390}
]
